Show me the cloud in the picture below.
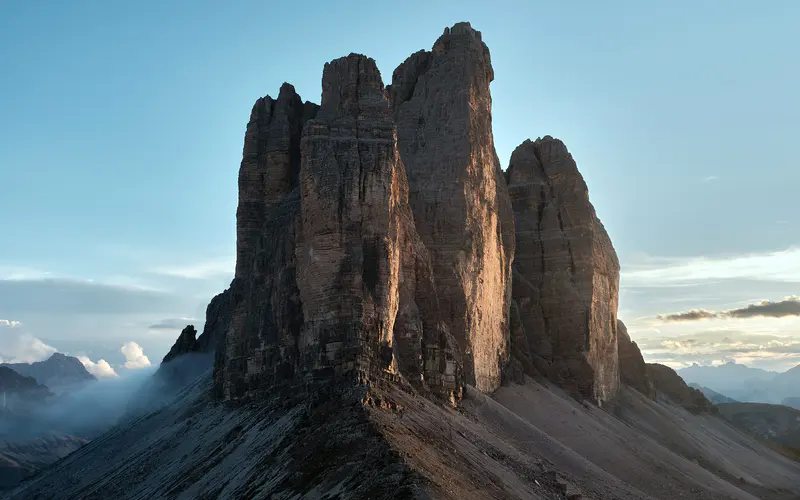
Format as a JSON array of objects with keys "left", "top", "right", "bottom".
[
  {"left": 0, "top": 319, "right": 22, "bottom": 328},
  {"left": 77, "top": 356, "right": 118, "bottom": 378},
  {"left": 622, "top": 247, "right": 800, "bottom": 286},
  {"left": 121, "top": 341, "right": 151, "bottom": 369},
  {"left": 658, "top": 309, "right": 717, "bottom": 322},
  {"left": 728, "top": 297, "right": 800, "bottom": 319},
  {"left": 151, "top": 257, "right": 233, "bottom": 280},
  {"left": 659, "top": 297, "right": 800, "bottom": 322},
  {"left": 147, "top": 318, "right": 195, "bottom": 330},
  {"left": 0, "top": 332, "right": 57, "bottom": 363},
  {"left": 703, "top": 176, "right": 718, "bottom": 182},
  {"left": 0, "top": 278, "right": 178, "bottom": 315},
  {"left": 636, "top": 330, "right": 800, "bottom": 371}
]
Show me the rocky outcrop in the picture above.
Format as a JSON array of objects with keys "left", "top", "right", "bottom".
[
  {"left": 617, "top": 320, "right": 654, "bottom": 398},
  {"left": 389, "top": 22, "right": 514, "bottom": 393},
  {"left": 214, "top": 54, "right": 461, "bottom": 402},
  {"left": 506, "top": 137, "right": 620, "bottom": 403},
  {"left": 646, "top": 363, "right": 715, "bottom": 414},
  {"left": 161, "top": 286, "right": 239, "bottom": 367},
  {"left": 161, "top": 325, "right": 198, "bottom": 364}
]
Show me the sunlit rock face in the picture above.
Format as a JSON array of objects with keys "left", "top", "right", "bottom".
[
  {"left": 214, "top": 54, "right": 461, "bottom": 402},
  {"left": 506, "top": 137, "right": 620, "bottom": 404},
  {"left": 389, "top": 22, "right": 515, "bottom": 393}
]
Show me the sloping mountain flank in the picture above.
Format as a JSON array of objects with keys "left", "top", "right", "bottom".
[
  {"left": 3, "top": 353, "right": 95, "bottom": 390},
  {"left": 10, "top": 22, "right": 800, "bottom": 500}
]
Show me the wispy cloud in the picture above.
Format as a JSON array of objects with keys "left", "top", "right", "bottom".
[
  {"left": 703, "top": 175, "right": 718, "bottom": 182},
  {"left": 147, "top": 318, "right": 195, "bottom": 330},
  {"left": 0, "top": 319, "right": 22, "bottom": 328},
  {"left": 623, "top": 247, "right": 800, "bottom": 286},
  {"left": 151, "top": 257, "right": 234, "bottom": 280},
  {"left": 659, "top": 297, "right": 800, "bottom": 322},
  {"left": 0, "top": 278, "right": 178, "bottom": 314},
  {"left": 0, "top": 332, "right": 57, "bottom": 363}
]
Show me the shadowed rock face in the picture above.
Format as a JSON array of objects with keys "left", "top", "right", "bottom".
[
  {"left": 389, "top": 22, "right": 515, "bottom": 393},
  {"left": 506, "top": 137, "right": 620, "bottom": 403},
  {"left": 646, "top": 363, "right": 715, "bottom": 414},
  {"left": 214, "top": 54, "right": 461, "bottom": 402},
  {"left": 617, "top": 320, "right": 654, "bottom": 398}
]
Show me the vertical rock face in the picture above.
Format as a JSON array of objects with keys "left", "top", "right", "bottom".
[
  {"left": 296, "top": 54, "right": 460, "bottom": 395},
  {"left": 214, "top": 54, "right": 461, "bottom": 402},
  {"left": 216, "top": 84, "right": 317, "bottom": 400},
  {"left": 389, "top": 22, "right": 514, "bottom": 393},
  {"left": 506, "top": 137, "right": 620, "bottom": 403},
  {"left": 617, "top": 320, "right": 654, "bottom": 398}
]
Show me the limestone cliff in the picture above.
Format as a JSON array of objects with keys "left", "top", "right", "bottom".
[
  {"left": 506, "top": 137, "right": 620, "bottom": 403},
  {"left": 214, "top": 55, "right": 461, "bottom": 402},
  {"left": 389, "top": 22, "right": 515, "bottom": 393},
  {"left": 617, "top": 320, "right": 654, "bottom": 398}
]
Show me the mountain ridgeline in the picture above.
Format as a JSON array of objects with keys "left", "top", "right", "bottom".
[{"left": 164, "top": 22, "right": 641, "bottom": 407}]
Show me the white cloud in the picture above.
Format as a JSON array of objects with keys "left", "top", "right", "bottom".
[
  {"left": 121, "top": 341, "right": 151, "bottom": 369},
  {"left": 0, "top": 332, "right": 57, "bottom": 363},
  {"left": 151, "top": 257, "right": 233, "bottom": 280},
  {"left": 0, "top": 319, "right": 22, "bottom": 328},
  {"left": 703, "top": 175, "right": 718, "bottom": 182},
  {"left": 622, "top": 247, "right": 800, "bottom": 286},
  {"left": 77, "top": 356, "right": 118, "bottom": 378}
]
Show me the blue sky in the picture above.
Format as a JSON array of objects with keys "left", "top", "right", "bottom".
[{"left": 1, "top": 1, "right": 799, "bottom": 372}]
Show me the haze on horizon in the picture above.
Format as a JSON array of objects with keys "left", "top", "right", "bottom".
[{"left": 1, "top": 1, "right": 798, "bottom": 372}]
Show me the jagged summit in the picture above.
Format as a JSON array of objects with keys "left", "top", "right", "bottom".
[{"left": 3, "top": 352, "right": 95, "bottom": 388}]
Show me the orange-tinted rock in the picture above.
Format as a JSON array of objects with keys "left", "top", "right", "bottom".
[
  {"left": 213, "top": 55, "right": 462, "bottom": 402},
  {"left": 389, "top": 22, "right": 515, "bottom": 393}
]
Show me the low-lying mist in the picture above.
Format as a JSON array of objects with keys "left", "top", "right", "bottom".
[{"left": 1, "top": 365, "right": 162, "bottom": 440}]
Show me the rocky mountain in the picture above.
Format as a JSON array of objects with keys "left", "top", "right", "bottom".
[
  {"left": 689, "top": 383, "right": 738, "bottom": 404},
  {"left": 3, "top": 353, "right": 96, "bottom": 390},
  {"left": 617, "top": 320, "right": 653, "bottom": 398},
  {"left": 10, "top": 21, "right": 800, "bottom": 500},
  {"left": 0, "top": 367, "right": 52, "bottom": 408},
  {"left": 0, "top": 434, "right": 88, "bottom": 490},
  {"left": 646, "top": 363, "right": 716, "bottom": 414},
  {"left": 505, "top": 138, "right": 620, "bottom": 404},
  {"left": 718, "top": 402, "right": 800, "bottom": 450},
  {"left": 679, "top": 362, "right": 800, "bottom": 404}
]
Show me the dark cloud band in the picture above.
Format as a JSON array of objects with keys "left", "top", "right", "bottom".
[{"left": 658, "top": 297, "right": 800, "bottom": 321}]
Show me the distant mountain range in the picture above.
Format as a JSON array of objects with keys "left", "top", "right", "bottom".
[
  {"left": 678, "top": 361, "right": 800, "bottom": 405},
  {"left": 0, "top": 354, "right": 98, "bottom": 489},
  {"left": 687, "top": 383, "right": 738, "bottom": 404},
  {"left": 2, "top": 353, "right": 95, "bottom": 390}
]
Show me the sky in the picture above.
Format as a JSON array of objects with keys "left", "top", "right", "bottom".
[{"left": 1, "top": 1, "right": 799, "bottom": 373}]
